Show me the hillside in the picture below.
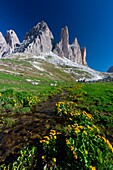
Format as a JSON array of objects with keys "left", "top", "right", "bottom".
[
  {"left": 0, "top": 53, "right": 113, "bottom": 169},
  {"left": 0, "top": 52, "right": 105, "bottom": 92}
]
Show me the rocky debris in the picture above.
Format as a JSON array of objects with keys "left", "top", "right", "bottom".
[
  {"left": 15, "top": 21, "right": 54, "bottom": 54},
  {"left": 5, "top": 30, "right": 20, "bottom": 52},
  {"left": 107, "top": 66, "right": 113, "bottom": 73},
  {"left": 0, "top": 32, "right": 10, "bottom": 57},
  {"left": 53, "top": 26, "right": 87, "bottom": 65}
]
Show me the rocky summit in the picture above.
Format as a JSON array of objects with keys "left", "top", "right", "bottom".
[
  {"left": 6, "top": 30, "right": 20, "bottom": 52},
  {"left": 53, "top": 26, "right": 87, "bottom": 65},
  {"left": 0, "top": 21, "right": 87, "bottom": 66}
]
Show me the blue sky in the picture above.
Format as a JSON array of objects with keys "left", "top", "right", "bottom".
[{"left": 0, "top": 0, "right": 113, "bottom": 72}]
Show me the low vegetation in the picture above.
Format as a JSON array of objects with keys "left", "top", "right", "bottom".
[
  {"left": 0, "top": 81, "right": 113, "bottom": 169},
  {"left": 0, "top": 58, "right": 113, "bottom": 169}
]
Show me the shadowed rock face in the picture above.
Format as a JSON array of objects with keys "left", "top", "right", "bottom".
[
  {"left": 6, "top": 30, "right": 20, "bottom": 52},
  {"left": 107, "top": 66, "right": 113, "bottom": 72}
]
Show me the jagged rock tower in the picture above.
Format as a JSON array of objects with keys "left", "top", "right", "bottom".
[
  {"left": 6, "top": 30, "right": 20, "bottom": 52},
  {"left": 15, "top": 21, "right": 54, "bottom": 54},
  {"left": 53, "top": 26, "right": 87, "bottom": 65},
  {"left": 0, "top": 21, "right": 87, "bottom": 66}
]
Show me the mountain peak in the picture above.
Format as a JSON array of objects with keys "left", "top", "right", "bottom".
[
  {"left": 0, "top": 21, "right": 87, "bottom": 66},
  {"left": 6, "top": 30, "right": 20, "bottom": 51}
]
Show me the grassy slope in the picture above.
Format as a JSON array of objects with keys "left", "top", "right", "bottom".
[
  {"left": 0, "top": 58, "right": 113, "bottom": 168},
  {"left": 0, "top": 59, "right": 76, "bottom": 90}
]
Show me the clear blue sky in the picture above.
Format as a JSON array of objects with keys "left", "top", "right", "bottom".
[{"left": 0, "top": 0, "right": 113, "bottom": 72}]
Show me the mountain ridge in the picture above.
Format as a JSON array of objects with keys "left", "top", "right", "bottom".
[{"left": 0, "top": 21, "right": 87, "bottom": 66}]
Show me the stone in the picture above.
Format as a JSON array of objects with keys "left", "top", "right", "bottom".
[
  {"left": 59, "top": 26, "right": 69, "bottom": 58},
  {"left": 70, "top": 38, "right": 82, "bottom": 64},
  {"left": 5, "top": 30, "right": 20, "bottom": 52},
  {"left": 53, "top": 26, "right": 87, "bottom": 65},
  {"left": 0, "top": 32, "right": 10, "bottom": 57},
  {"left": 1, "top": 21, "right": 87, "bottom": 66},
  {"left": 16, "top": 21, "right": 54, "bottom": 54},
  {"left": 81, "top": 47, "right": 87, "bottom": 65},
  {"left": 107, "top": 66, "right": 113, "bottom": 72}
]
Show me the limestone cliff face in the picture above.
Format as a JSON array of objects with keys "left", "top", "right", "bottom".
[
  {"left": 6, "top": 30, "right": 20, "bottom": 52},
  {"left": 0, "top": 32, "right": 10, "bottom": 57},
  {"left": 53, "top": 26, "right": 87, "bottom": 65},
  {"left": 15, "top": 21, "right": 54, "bottom": 54},
  {"left": 0, "top": 21, "right": 87, "bottom": 66},
  {"left": 81, "top": 47, "right": 87, "bottom": 65}
]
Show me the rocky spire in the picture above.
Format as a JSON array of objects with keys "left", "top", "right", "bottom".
[
  {"left": 1, "top": 21, "right": 87, "bottom": 66},
  {"left": 59, "top": 26, "right": 69, "bottom": 58},
  {"left": 53, "top": 26, "right": 87, "bottom": 65},
  {"left": 81, "top": 47, "right": 87, "bottom": 66},
  {"left": 16, "top": 21, "right": 54, "bottom": 54},
  {"left": 5, "top": 30, "right": 20, "bottom": 52}
]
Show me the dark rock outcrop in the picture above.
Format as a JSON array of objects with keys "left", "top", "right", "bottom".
[{"left": 107, "top": 66, "right": 113, "bottom": 73}]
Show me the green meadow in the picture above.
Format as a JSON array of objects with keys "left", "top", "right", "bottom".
[{"left": 0, "top": 80, "right": 113, "bottom": 169}]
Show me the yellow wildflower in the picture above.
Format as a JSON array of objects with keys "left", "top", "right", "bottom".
[
  {"left": 66, "top": 139, "right": 70, "bottom": 145},
  {"left": 73, "top": 151, "right": 78, "bottom": 159},
  {"left": 50, "top": 131, "right": 56, "bottom": 136},
  {"left": 85, "top": 150, "right": 88, "bottom": 154},
  {"left": 87, "top": 125, "right": 93, "bottom": 131},
  {"left": 53, "top": 158, "right": 56, "bottom": 162},
  {"left": 83, "top": 111, "right": 93, "bottom": 120},
  {"left": 101, "top": 136, "right": 113, "bottom": 152},
  {"left": 74, "top": 128, "right": 80, "bottom": 133},
  {"left": 70, "top": 146, "right": 75, "bottom": 151},
  {"left": 54, "top": 135, "right": 57, "bottom": 139},
  {"left": 90, "top": 165, "right": 96, "bottom": 170},
  {"left": 78, "top": 125, "right": 83, "bottom": 129},
  {"left": 0, "top": 93, "right": 2, "bottom": 97},
  {"left": 56, "top": 132, "right": 61, "bottom": 135},
  {"left": 43, "top": 136, "right": 50, "bottom": 140},
  {"left": 93, "top": 125, "right": 100, "bottom": 132},
  {"left": 42, "top": 155, "right": 45, "bottom": 159},
  {"left": 40, "top": 139, "right": 46, "bottom": 143},
  {"left": 84, "top": 130, "right": 87, "bottom": 135}
]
